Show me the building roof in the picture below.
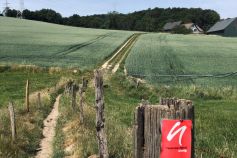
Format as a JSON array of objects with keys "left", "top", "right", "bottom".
[
  {"left": 163, "top": 21, "right": 182, "bottom": 31},
  {"left": 183, "top": 23, "right": 194, "bottom": 29},
  {"left": 195, "top": 25, "right": 204, "bottom": 32},
  {"left": 207, "top": 18, "right": 236, "bottom": 33},
  {"left": 183, "top": 23, "right": 204, "bottom": 32}
]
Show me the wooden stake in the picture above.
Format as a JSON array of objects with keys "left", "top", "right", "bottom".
[
  {"left": 37, "top": 92, "right": 41, "bottom": 107},
  {"left": 79, "top": 87, "right": 84, "bottom": 124},
  {"left": 71, "top": 84, "right": 76, "bottom": 110},
  {"left": 25, "top": 79, "right": 29, "bottom": 112},
  {"left": 79, "top": 77, "right": 87, "bottom": 124},
  {"left": 82, "top": 77, "right": 88, "bottom": 92},
  {"left": 8, "top": 102, "right": 16, "bottom": 141},
  {"left": 134, "top": 105, "right": 145, "bottom": 158},
  {"left": 136, "top": 79, "right": 140, "bottom": 89},
  {"left": 94, "top": 70, "right": 109, "bottom": 158}
]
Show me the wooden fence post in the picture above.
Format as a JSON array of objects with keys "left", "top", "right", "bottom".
[
  {"left": 136, "top": 79, "right": 140, "bottom": 89},
  {"left": 65, "top": 80, "right": 73, "bottom": 95},
  {"left": 79, "top": 86, "right": 84, "bottom": 124},
  {"left": 94, "top": 70, "right": 109, "bottom": 158},
  {"left": 8, "top": 102, "right": 16, "bottom": 141},
  {"left": 37, "top": 92, "right": 41, "bottom": 107},
  {"left": 79, "top": 77, "right": 87, "bottom": 124},
  {"left": 71, "top": 84, "right": 77, "bottom": 110},
  {"left": 134, "top": 105, "right": 145, "bottom": 158},
  {"left": 25, "top": 79, "right": 29, "bottom": 112},
  {"left": 82, "top": 77, "right": 88, "bottom": 91},
  {"left": 133, "top": 98, "right": 194, "bottom": 158}
]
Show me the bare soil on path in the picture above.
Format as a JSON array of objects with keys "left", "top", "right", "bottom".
[
  {"left": 35, "top": 95, "right": 61, "bottom": 158},
  {"left": 101, "top": 33, "right": 141, "bottom": 73}
]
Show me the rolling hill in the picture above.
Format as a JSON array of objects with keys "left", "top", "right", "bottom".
[{"left": 0, "top": 17, "right": 133, "bottom": 69}]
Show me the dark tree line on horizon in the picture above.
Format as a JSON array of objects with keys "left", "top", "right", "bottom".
[{"left": 1, "top": 7, "right": 220, "bottom": 32}]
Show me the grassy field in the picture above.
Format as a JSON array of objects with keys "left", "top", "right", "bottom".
[
  {"left": 53, "top": 71, "right": 237, "bottom": 158},
  {"left": 125, "top": 33, "right": 237, "bottom": 86},
  {"left": 0, "top": 70, "right": 61, "bottom": 107},
  {"left": 0, "top": 17, "right": 133, "bottom": 69}
]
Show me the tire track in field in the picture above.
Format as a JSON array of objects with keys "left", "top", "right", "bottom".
[
  {"left": 52, "top": 33, "right": 111, "bottom": 57},
  {"left": 101, "top": 33, "right": 142, "bottom": 73},
  {"left": 0, "top": 34, "right": 110, "bottom": 63}
]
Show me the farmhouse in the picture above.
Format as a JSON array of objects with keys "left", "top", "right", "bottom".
[
  {"left": 207, "top": 17, "right": 237, "bottom": 37},
  {"left": 163, "top": 21, "right": 182, "bottom": 32},
  {"left": 183, "top": 23, "right": 203, "bottom": 34},
  {"left": 163, "top": 21, "right": 203, "bottom": 34}
]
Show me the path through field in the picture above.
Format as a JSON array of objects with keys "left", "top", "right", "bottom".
[
  {"left": 35, "top": 95, "right": 61, "bottom": 158},
  {"left": 101, "top": 33, "right": 141, "bottom": 73}
]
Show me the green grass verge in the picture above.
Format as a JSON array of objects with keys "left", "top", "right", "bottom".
[
  {"left": 195, "top": 99, "right": 237, "bottom": 157},
  {"left": 54, "top": 70, "right": 237, "bottom": 157}
]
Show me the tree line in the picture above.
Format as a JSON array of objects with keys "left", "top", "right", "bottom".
[{"left": 1, "top": 7, "right": 220, "bottom": 32}]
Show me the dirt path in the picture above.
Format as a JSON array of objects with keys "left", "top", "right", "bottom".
[
  {"left": 111, "top": 34, "right": 139, "bottom": 73},
  {"left": 35, "top": 95, "right": 61, "bottom": 158},
  {"left": 101, "top": 36, "right": 132, "bottom": 70},
  {"left": 101, "top": 33, "right": 141, "bottom": 73}
]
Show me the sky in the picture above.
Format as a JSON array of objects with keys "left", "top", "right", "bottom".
[{"left": 0, "top": 0, "right": 236, "bottom": 18}]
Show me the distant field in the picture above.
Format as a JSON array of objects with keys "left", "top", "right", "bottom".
[
  {"left": 125, "top": 33, "right": 237, "bottom": 86},
  {"left": 0, "top": 17, "right": 133, "bottom": 69}
]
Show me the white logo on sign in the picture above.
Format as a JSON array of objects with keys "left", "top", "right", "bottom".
[{"left": 167, "top": 122, "right": 187, "bottom": 146}]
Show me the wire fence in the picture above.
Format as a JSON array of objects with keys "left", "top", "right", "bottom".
[
  {"left": 128, "top": 71, "right": 237, "bottom": 78},
  {"left": 127, "top": 70, "right": 237, "bottom": 85}
]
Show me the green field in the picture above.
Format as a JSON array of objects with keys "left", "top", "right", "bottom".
[
  {"left": 125, "top": 33, "right": 237, "bottom": 86},
  {"left": 0, "top": 70, "right": 61, "bottom": 107},
  {"left": 0, "top": 17, "right": 133, "bottom": 69}
]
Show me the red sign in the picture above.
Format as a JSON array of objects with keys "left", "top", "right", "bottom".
[{"left": 160, "top": 120, "right": 192, "bottom": 158}]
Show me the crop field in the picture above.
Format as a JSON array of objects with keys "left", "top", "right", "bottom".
[
  {"left": 0, "top": 17, "right": 133, "bottom": 69},
  {"left": 125, "top": 33, "right": 237, "bottom": 86}
]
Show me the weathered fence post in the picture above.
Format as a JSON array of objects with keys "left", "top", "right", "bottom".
[
  {"left": 134, "top": 105, "right": 145, "bottom": 158},
  {"left": 65, "top": 80, "right": 73, "bottom": 95},
  {"left": 8, "top": 102, "right": 16, "bottom": 141},
  {"left": 79, "top": 77, "right": 87, "bottom": 124},
  {"left": 82, "top": 77, "right": 88, "bottom": 91},
  {"left": 94, "top": 70, "right": 109, "bottom": 158},
  {"left": 136, "top": 79, "right": 140, "bottom": 89},
  {"left": 37, "top": 92, "right": 41, "bottom": 107},
  {"left": 71, "top": 84, "right": 77, "bottom": 110},
  {"left": 25, "top": 79, "right": 29, "bottom": 112},
  {"left": 79, "top": 86, "right": 84, "bottom": 124},
  {"left": 133, "top": 98, "right": 194, "bottom": 158}
]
